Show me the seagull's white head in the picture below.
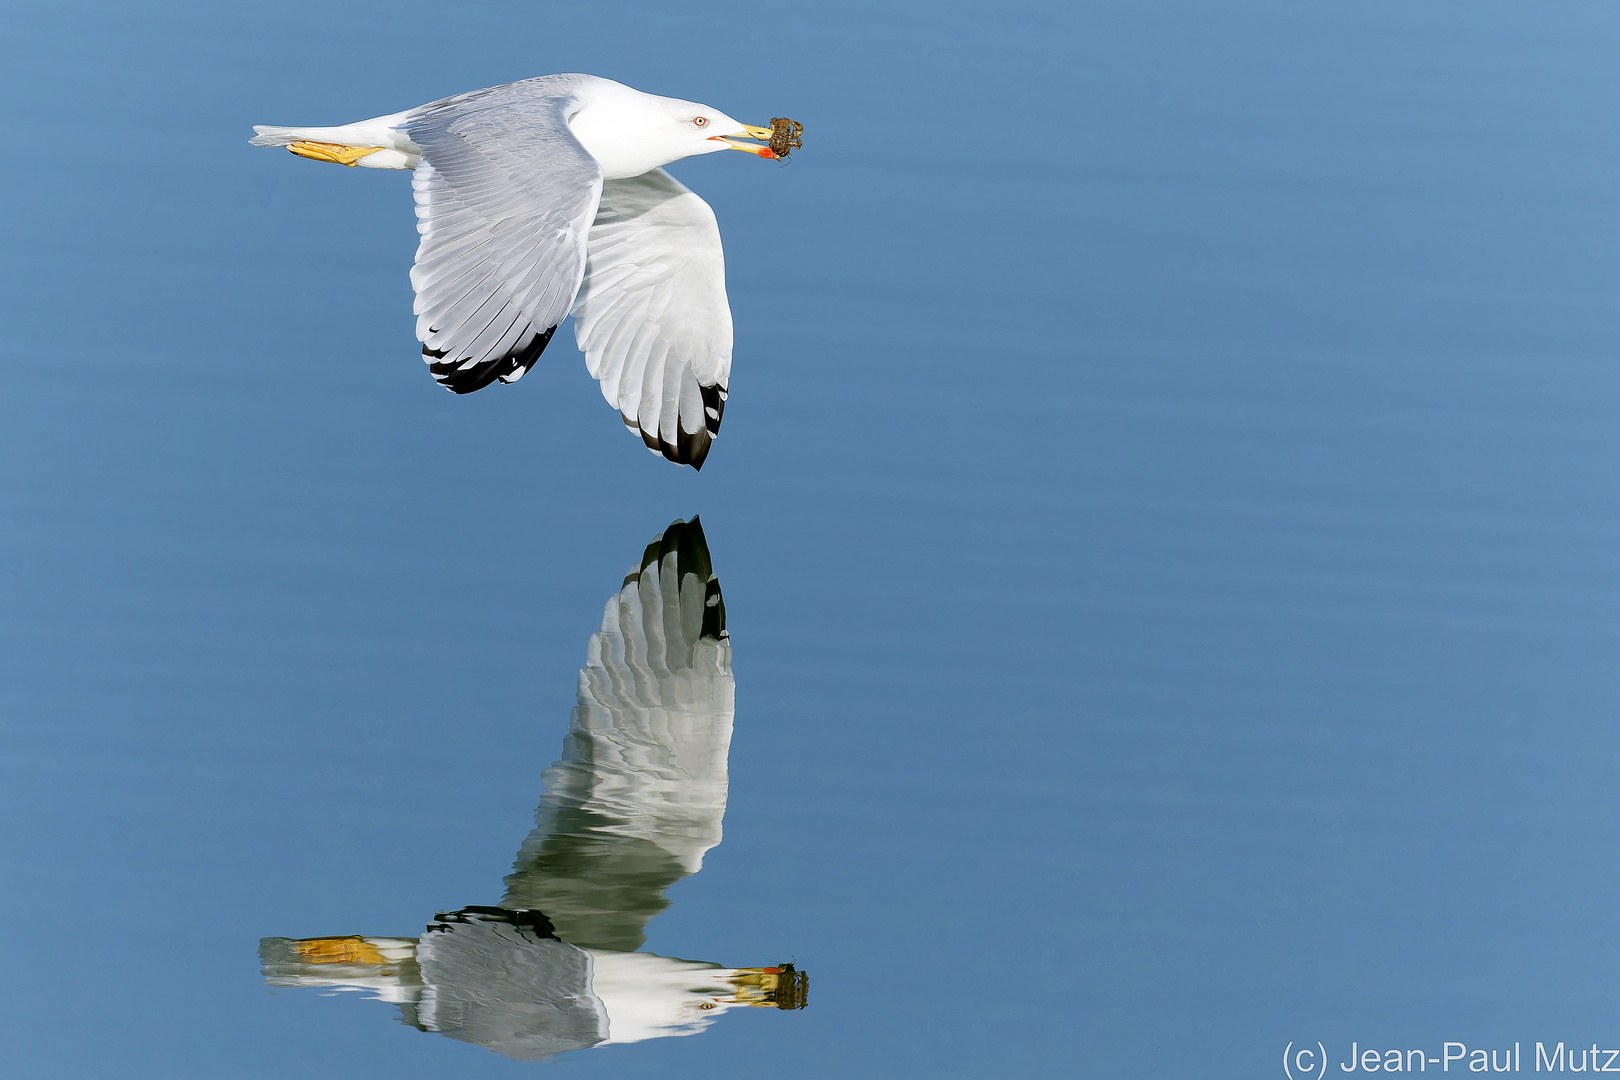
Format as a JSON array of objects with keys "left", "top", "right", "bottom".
[{"left": 567, "top": 78, "right": 779, "bottom": 179}]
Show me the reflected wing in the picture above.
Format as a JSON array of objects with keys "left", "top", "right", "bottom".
[
  {"left": 410, "top": 908, "right": 607, "bottom": 1060},
  {"left": 503, "top": 517, "right": 733, "bottom": 951},
  {"left": 404, "top": 81, "right": 604, "bottom": 394},
  {"left": 572, "top": 170, "right": 732, "bottom": 469}
]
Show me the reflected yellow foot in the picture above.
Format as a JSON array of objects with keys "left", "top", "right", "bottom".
[
  {"left": 290, "top": 936, "right": 392, "bottom": 965},
  {"left": 287, "top": 141, "right": 385, "bottom": 166}
]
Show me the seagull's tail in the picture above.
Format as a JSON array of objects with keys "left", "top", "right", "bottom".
[
  {"left": 249, "top": 117, "right": 420, "bottom": 169},
  {"left": 248, "top": 125, "right": 306, "bottom": 147},
  {"left": 249, "top": 112, "right": 415, "bottom": 148}
]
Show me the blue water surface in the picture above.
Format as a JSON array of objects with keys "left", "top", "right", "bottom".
[{"left": 4, "top": 1, "right": 1620, "bottom": 1075}]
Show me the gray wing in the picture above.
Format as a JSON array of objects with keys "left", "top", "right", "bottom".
[
  {"left": 404, "top": 81, "right": 604, "bottom": 394},
  {"left": 503, "top": 517, "right": 733, "bottom": 952},
  {"left": 411, "top": 911, "right": 607, "bottom": 1061},
  {"left": 572, "top": 170, "right": 733, "bottom": 469}
]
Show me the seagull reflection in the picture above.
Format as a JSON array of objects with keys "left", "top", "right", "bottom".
[{"left": 259, "top": 518, "right": 806, "bottom": 1060}]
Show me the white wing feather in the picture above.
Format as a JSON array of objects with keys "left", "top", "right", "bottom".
[
  {"left": 403, "top": 79, "right": 604, "bottom": 393},
  {"left": 573, "top": 169, "right": 732, "bottom": 468}
]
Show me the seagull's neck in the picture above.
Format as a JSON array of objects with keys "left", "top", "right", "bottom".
[{"left": 567, "top": 88, "right": 687, "bottom": 180}]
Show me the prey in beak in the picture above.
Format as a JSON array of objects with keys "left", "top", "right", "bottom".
[{"left": 710, "top": 118, "right": 803, "bottom": 161}]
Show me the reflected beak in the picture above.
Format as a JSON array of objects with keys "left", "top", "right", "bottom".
[
  {"left": 709, "top": 124, "right": 779, "bottom": 158},
  {"left": 729, "top": 964, "right": 809, "bottom": 1010}
]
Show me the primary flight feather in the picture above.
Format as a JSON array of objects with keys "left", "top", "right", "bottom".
[{"left": 250, "top": 74, "right": 799, "bottom": 469}]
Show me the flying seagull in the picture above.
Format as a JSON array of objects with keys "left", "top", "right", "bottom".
[{"left": 251, "top": 75, "right": 801, "bottom": 469}]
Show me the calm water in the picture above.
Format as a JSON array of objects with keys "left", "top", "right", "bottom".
[{"left": 5, "top": 1, "right": 1620, "bottom": 1076}]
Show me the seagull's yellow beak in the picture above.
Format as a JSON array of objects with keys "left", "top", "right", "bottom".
[{"left": 709, "top": 124, "right": 780, "bottom": 158}]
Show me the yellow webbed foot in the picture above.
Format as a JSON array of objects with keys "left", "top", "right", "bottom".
[
  {"left": 287, "top": 141, "right": 385, "bottom": 167},
  {"left": 290, "top": 936, "right": 393, "bottom": 964}
]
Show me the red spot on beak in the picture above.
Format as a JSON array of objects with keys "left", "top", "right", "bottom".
[{"left": 708, "top": 135, "right": 777, "bottom": 158}]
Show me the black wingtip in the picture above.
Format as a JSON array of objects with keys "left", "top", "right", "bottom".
[
  {"left": 427, "top": 324, "right": 557, "bottom": 394},
  {"left": 625, "top": 418, "right": 711, "bottom": 470},
  {"left": 683, "top": 382, "right": 725, "bottom": 468},
  {"left": 627, "top": 382, "right": 726, "bottom": 469},
  {"left": 638, "top": 427, "right": 712, "bottom": 470},
  {"left": 700, "top": 383, "right": 727, "bottom": 438},
  {"left": 680, "top": 428, "right": 712, "bottom": 470}
]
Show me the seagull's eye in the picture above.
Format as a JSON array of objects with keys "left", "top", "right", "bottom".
[{"left": 693, "top": 116, "right": 708, "bottom": 127}]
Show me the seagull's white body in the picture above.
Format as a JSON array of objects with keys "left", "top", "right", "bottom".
[{"left": 251, "top": 74, "right": 786, "bottom": 468}]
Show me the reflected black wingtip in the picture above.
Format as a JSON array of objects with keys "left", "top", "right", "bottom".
[
  {"left": 425, "top": 906, "right": 559, "bottom": 939},
  {"left": 627, "top": 516, "right": 725, "bottom": 638}
]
